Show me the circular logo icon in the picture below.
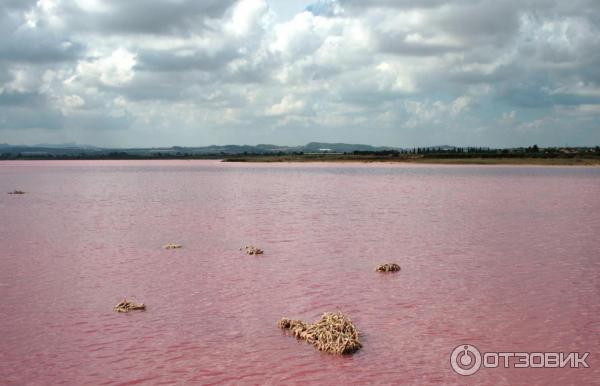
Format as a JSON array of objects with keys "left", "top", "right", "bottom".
[{"left": 450, "top": 344, "right": 482, "bottom": 376}]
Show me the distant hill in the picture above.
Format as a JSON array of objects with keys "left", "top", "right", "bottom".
[
  {"left": 302, "top": 142, "right": 396, "bottom": 153},
  {"left": 33, "top": 143, "right": 100, "bottom": 149},
  {"left": 0, "top": 142, "right": 401, "bottom": 158}
]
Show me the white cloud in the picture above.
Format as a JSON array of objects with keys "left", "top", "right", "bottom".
[
  {"left": 226, "top": 0, "right": 270, "bottom": 36},
  {"left": 61, "top": 94, "right": 85, "bottom": 115},
  {"left": 63, "top": 94, "right": 84, "bottom": 108},
  {"left": 501, "top": 110, "right": 517, "bottom": 122},
  {"left": 450, "top": 96, "right": 471, "bottom": 116},
  {"left": 72, "top": 48, "right": 136, "bottom": 87},
  {"left": 266, "top": 94, "right": 307, "bottom": 115},
  {"left": 4, "top": 68, "right": 40, "bottom": 93}
]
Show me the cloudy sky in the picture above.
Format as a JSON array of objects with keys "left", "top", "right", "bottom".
[{"left": 1, "top": 0, "right": 599, "bottom": 147}]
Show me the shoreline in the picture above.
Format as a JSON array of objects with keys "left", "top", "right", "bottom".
[{"left": 222, "top": 156, "right": 600, "bottom": 166}]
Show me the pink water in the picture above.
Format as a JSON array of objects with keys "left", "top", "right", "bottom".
[{"left": 1, "top": 160, "right": 599, "bottom": 385}]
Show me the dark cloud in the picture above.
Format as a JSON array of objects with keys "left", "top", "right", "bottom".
[
  {"left": 0, "top": 0, "right": 37, "bottom": 12},
  {"left": 433, "top": 1, "right": 521, "bottom": 46},
  {"left": 136, "top": 47, "right": 241, "bottom": 73},
  {"left": 0, "top": 105, "right": 63, "bottom": 130},
  {"left": 498, "top": 81, "right": 600, "bottom": 109},
  {"left": 0, "top": 34, "right": 84, "bottom": 63},
  {"left": 0, "top": 91, "right": 46, "bottom": 107},
  {"left": 377, "top": 35, "right": 461, "bottom": 56},
  {"left": 58, "top": 0, "right": 238, "bottom": 35},
  {"left": 496, "top": 81, "right": 556, "bottom": 108},
  {"left": 62, "top": 111, "right": 134, "bottom": 131},
  {"left": 339, "top": 0, "right": 461, "bottom": 9},
  {"left": 105, "top": 72, "right": 196, "bottom": 101}
]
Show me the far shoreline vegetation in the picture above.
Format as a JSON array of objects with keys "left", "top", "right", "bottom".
[
  {"left": 223, "top": 146, "right": 600, "bottom": 165},
  {"left": 223, "top": 154, "right": 600, "bottom": 166},
  {"left": 1, "top": 144, "right": 600, "bottom": 165}
]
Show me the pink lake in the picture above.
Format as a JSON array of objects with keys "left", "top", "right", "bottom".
[{"left": 1, "top": 160, "right": 599, "bottom": 385}]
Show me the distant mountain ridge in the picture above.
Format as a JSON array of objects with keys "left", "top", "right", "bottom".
[
  {"left": 33, "top": 142, "right": 101, "bottom": 149},
  {"left": 0, "top": 142, "right": 399, "bottom": 157}
]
